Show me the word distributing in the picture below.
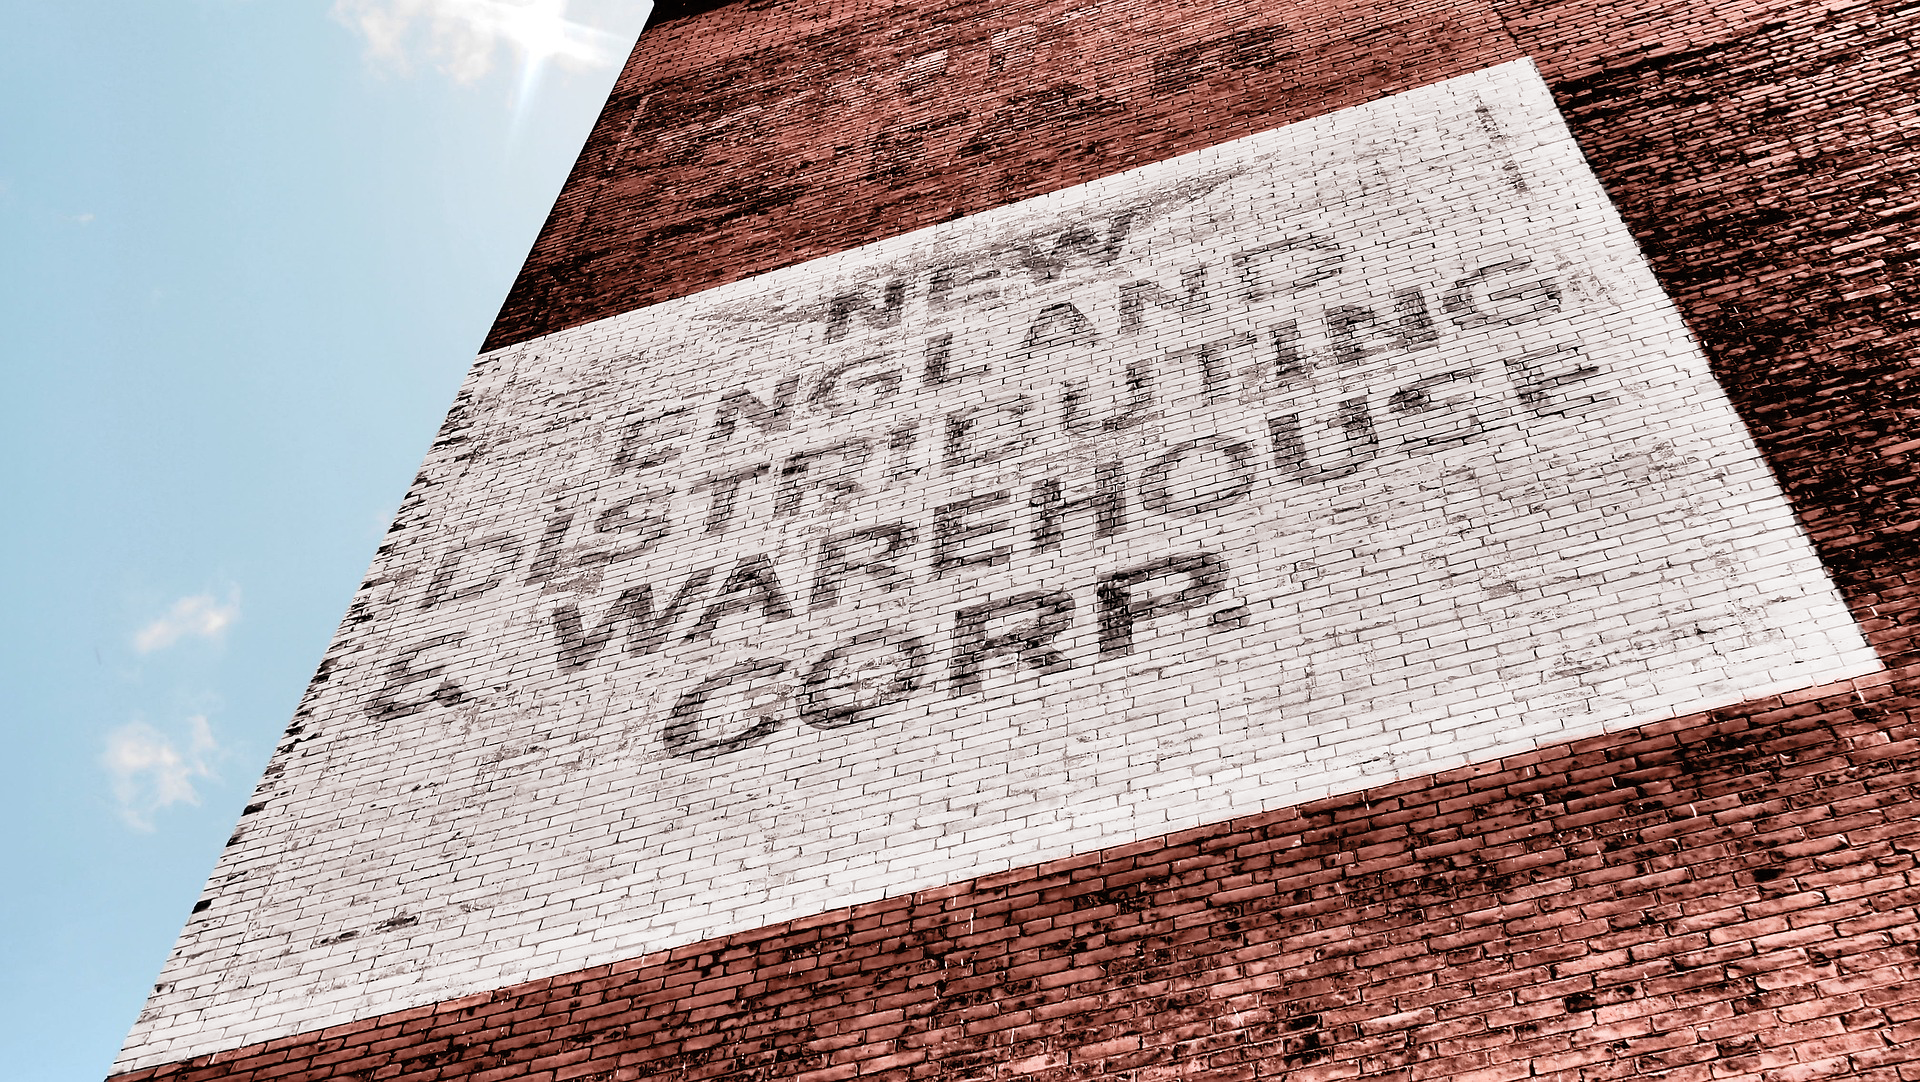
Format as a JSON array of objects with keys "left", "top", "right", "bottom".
[{"left": 379, "top": 246, "right": 1605, "bottom": 761}]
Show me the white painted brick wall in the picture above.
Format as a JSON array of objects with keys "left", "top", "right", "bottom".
[{"left": 117, "top": 60, "right": 1878, "bottom": 1072}]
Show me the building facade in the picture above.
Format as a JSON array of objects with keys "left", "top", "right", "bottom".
[{"left": 113, "top": 1, "right": 1920, "bottom": 1080}]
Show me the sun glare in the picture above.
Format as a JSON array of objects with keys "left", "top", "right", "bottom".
[{"left": 483, "top": 0, "right": 621, "bottom": 124}]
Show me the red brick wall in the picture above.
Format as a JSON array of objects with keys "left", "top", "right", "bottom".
[
  {"left": 110, "top": 665, "right": 1920, "bottom": 1082},
  {"left": 114, "top": 0, "right": 1920, "bottom": 1076}
]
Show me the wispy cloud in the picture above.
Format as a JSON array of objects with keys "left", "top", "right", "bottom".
[
  {"left": 103, "top": 717, "right": 221, "bottom": 831},
  {"left": 332, "top": 0, "right": 626, "bottom": 84},
  {"left": 133, "top": 592, "right": 241, "bottom": 654}
]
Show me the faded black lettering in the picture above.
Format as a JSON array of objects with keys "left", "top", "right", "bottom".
[
  {"left": 1097, "top": 553, "right": 1228, "bottom": 658},
  {"left": 943, "top": 396, "right": 1036, "bottom": 469},
  {"left": 525, "top": 512, "right": 577, "bottom": 585},
  {"left": 1268, "top": 321, "right": 1309, "bottom": 385},
  {"left": 1166, "top": 332, "right": 1255, "bottom": 401},
  {"left": 1030, "top": 463, "right": 1126, "bottom": 552},
  {"left": 1233, "top": 235, "right": 1344, "bottom": 300},
  {"left": 1443, "top": 259, "right": 1560, "bottom": 326},
  {"left": 923, "top": 332, "right": 988, "bottom": 385},
  {"left": 776, "top": 440, "right": 873, "bottom": 516},
  {"left": 1325, "top": 287, "right": 1437, "bottom": 365},
  {"left": 550, "top": 567, "right": 716, "bottom": 669},
  {"left": 949, "top": 591, "right": 1075, "bottom": 696},
  {"left": 422, "top": 535, "right": 522, "bottom": 609},
  {"left": 1118, "top": 264, "right": 1209, "bottom": 333},
  {"left": 824, "top": 280, "right": 906, "bottom": 342},
  {"left": 812, "top": 524, "right": 916, "bottom": 607},
  {"left": 800, "top": 630, "right": 928, "bottom": 730},
  {"left": 364, "top": 635, "right": 466, "bottom": 721},
  {"left": 1140, "top": 436, "right": 1258, "bottom": 516},
  {"left": 1503, "top": 344, "right": 1606, "bottom": 416},
  {"left": 613, "top": 407, "right": 694, "bottom": 472},
  {"left": 1389, "top": 370, "right": 1488, "bottom": 450},
  {"left": 687, "top": 555, "right": 796, "bottom": 640},
  {"left": 928, "top": 264, "right": 1004, "bottom": 310},
  {"left": 1061, "top": 362, "right": 1152, "bottom": 434},
  {"left": 809, "top": 357, "right": 902, "bottom": 415},
  {"left": 1021, "top": 302, "right": 1099, "bottom": 352},
  {"left": 931, "top": 491, "right": 1014, "bottom": 578},
  {"left": 1268, "top": 414, "right": 1310, "bottom": 481},
  {"left": 593, "top": 495, "right": 672, "bottom": 552},
  {"left": 530, "top": 496, "right": 672, "bottom": 584},
  {"left": 1015, "top": 214, "right": 1134, "bottom": 281},
  {"left": 1270, "top": 398, "right": 1379, "bottom": 482},
  {"left": 695, "top": 462, "right": 769, "bottom": 535},
  {"left": 710, "top": 375, "right": 801, "bottom": 440},
  {"left": 885, "top": 421, "right": 919, "bottom": 482},
  {"left": 664, "top": 659, "right": 789, "bottom": 760}
]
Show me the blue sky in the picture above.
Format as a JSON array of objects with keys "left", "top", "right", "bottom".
[{"left": 0, "top": 2, "right": 652, "bottom": 1078}]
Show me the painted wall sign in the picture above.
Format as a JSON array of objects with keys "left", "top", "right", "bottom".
[{"left": 118, "top": 59, "right": 1878, "bottom": 1071}]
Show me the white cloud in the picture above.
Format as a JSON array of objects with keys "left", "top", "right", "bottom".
[
  {"left": 103, "top": 717, "right": 221, "bottom": 831},
  {"left": 133, "top": 592, "right": 241, "bottom": 654},
  {"left": 332, "top": 0, "right": 626, "bottom": 83}
]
